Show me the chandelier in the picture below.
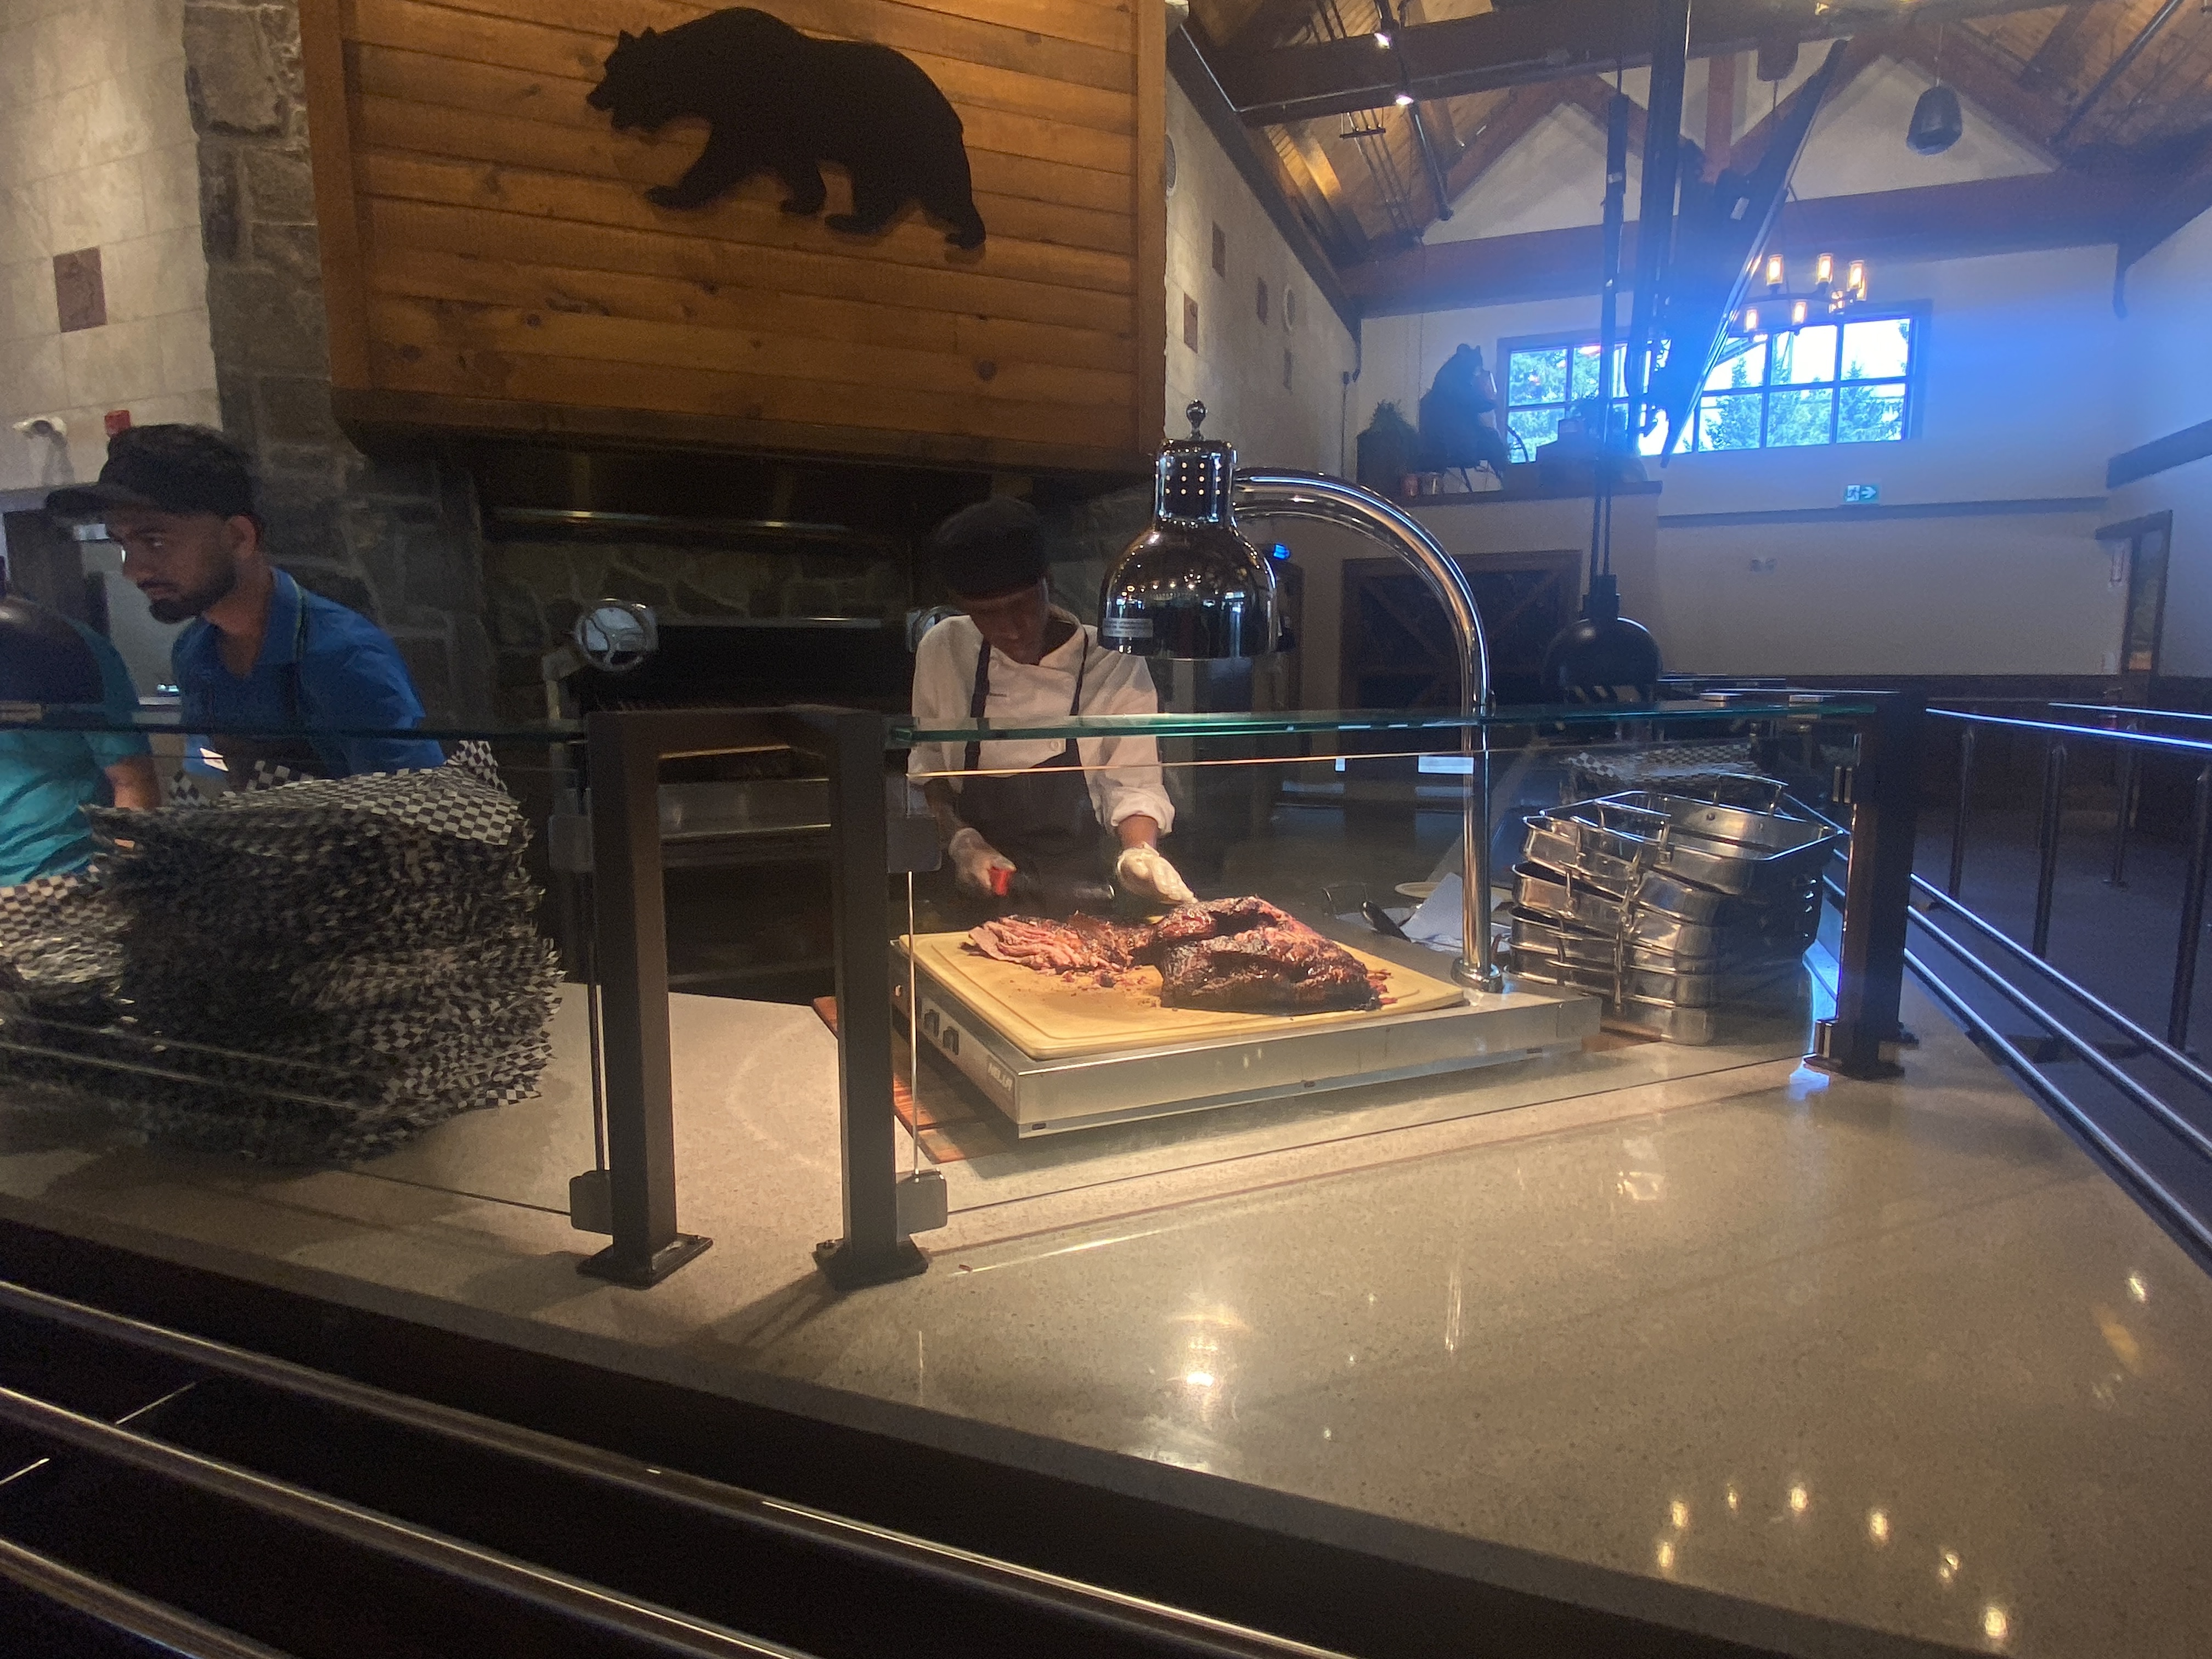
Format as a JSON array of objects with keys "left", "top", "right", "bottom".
[{"left": 1728, "top": 251, "right": 1867, "bottom": 338}]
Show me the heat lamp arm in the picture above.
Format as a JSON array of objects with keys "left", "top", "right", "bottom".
[{"left": 1231, "top": 468, "right": 1500, "bottom": 990}]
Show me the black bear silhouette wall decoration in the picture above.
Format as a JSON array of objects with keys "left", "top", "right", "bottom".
[{"left": 588, "top": 7, "right": 987, "bottom": 249}]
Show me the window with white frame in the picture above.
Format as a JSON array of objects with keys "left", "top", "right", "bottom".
[{"left": 1502, "top": 314, "right": 1918, "bottom": 458}]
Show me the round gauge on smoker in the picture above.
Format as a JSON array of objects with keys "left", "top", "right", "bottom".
[{"left": 574, "top": 600, "right": 659, "bottom": 674}]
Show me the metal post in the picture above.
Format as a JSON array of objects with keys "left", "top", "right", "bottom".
[
  {"left": 2108, "top": 732, "right": 2138, "bottom": 889},
  {"left": 1232, "top": 470, "right": 1497, "bottom": 987},
  {"left": 2169, "top": 764, "right": 2212, "bottom": 1051},
  {"left": 814, "top": 712, "right": 926, "bottom": 1290},
  {"left": 2032, "top": 740, "right": 2067, "bottom": 959},
  {"left": 580, "top": 714, "right": 710, "bottom": 1286},
  {"left": 1946, "top": 723, "right": 1974, "bottom": 900},
  {"left": 1812, "top": 695, "right": 1922, "bottom": 1079}
]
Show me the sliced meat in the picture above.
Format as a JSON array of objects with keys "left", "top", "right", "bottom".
[
  {"left": 1067, "top": 912, "right": 1149, "bottom": 968},
  {"left": 969, "top": 898, "right": 1383, "bottom": 1017},
  {"left": 967, "top": 915, "right": 1108, "bottom": 973}
]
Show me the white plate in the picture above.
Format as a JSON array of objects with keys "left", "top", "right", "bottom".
[{"left": 1396, "top": 882, "right": 1440, "bottom": 901}]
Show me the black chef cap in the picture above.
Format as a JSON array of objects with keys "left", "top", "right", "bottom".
[{"left": 930, "top": 496, "right": 1046, "bottom": 600}]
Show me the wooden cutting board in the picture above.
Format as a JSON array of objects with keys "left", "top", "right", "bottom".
[{"left": 902, "top": 930, "right": 1466, "bottom": 1061}]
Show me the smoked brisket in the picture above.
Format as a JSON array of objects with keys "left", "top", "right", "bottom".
[{"left": 966, "top": 898, "right": 1383, "bottom": 1015}]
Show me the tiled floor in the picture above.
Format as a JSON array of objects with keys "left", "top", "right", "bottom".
[{"left": 3, "top": 978, "right": 2209, "bottom": 1657}]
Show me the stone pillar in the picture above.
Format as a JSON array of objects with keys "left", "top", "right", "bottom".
[{"left": 184, "top": 0, "right": 493, "bottom": 723}]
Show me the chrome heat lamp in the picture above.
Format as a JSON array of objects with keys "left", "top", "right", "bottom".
[{"left": 1101, "top": 402, "right": 1502, "bottom": 989}]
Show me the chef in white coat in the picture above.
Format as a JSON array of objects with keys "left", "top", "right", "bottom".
[{"left": 909, "top": 497, "right": 1192, "bottom": 911}]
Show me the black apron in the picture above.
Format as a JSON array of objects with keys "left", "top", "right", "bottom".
[
  {"left": 207, "top": 587, "right": 328, "bottom": 791},
  {"left": 958, "top": 631, "right": 1107, "bottom": 888}
]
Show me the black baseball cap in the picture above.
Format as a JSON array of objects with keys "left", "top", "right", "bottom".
[
  {"left": 47, "top": 424, "right": 258, "bottom": 523},
  {"left": 930, "top": 496, "right": 1046, "bottom": 600}
]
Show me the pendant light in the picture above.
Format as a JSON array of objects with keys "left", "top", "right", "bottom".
[{"left": 1909, "top": 27, "right": 1963, "bottom": 154}]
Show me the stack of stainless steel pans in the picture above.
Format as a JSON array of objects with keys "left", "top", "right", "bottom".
[{"left": 1505, "top": 782, "right": 1843, "bottom": 1043}]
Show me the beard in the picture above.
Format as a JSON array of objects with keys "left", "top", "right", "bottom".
[{"left": 142, "top": 571, "right": 235, "bottom": 624}]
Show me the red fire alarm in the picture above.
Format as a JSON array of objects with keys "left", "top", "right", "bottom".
[{"left": 103, "top": 409, "right": 131, "bottom": 437}]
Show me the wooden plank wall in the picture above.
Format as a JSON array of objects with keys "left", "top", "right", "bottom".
[{"left": 300, "top": 0, "right": 1162, "bottom": 473}]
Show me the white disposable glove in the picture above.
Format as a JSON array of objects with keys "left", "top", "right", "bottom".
[
  {"left": 1114, "top": 844, "right": 1193, "bottom": 906},
  {"left": 947, "top": 826, "right": 1017, "bottom": 898}
]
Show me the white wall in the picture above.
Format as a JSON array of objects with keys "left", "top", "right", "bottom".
[
  {"left": 1433, "top": 55, "right": 2050, "bottom": 249},
  {"left": 1352, "top": 54, "right": 2129, "bottom": 679},
  {"left": 0, "top": 0, "right": 215, "bottom": 490},
  {"left": 1165, "top": 77, "right": 1361, "bottom": 473},
  {"left": 2103, "top": 204, "right": 2212, "bottom": 678}
]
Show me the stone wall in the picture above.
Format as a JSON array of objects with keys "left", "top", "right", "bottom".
[
  {"left": 486, "top": 538, "right": 913, "bottom": 718},
  {"left": 185, "top": 0, "right": 492, "bottom": 721}
]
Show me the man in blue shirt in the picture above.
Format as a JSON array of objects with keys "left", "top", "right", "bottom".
[
  {"left": 49, "top": 425, "right": 445, "bottom": 787},
  {"left": 0, "top": 596, "right": 158, "bottom": 888}
]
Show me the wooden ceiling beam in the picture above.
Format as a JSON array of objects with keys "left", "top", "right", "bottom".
[
  {"left": 2119, "top": 128, "right": 2212, "bottom": 265},
  {"left": 1344, "top": 168, "right": 2153, "bottom": 314},
  {"left": 1703, "top": 49, "right": 1737, "bottom": 176},
  {"left": 1224, "top": 0, "right": 1331, "bottom": 52},
  {"left": 1400, "top": 0, "right": 1466, "bottom": 166},
  {"left": 2018, "top": 0, "right": 2100, "bottom": 93},
  {"left": 1214, "top": 0, "right": 2070, "bottom": 125},
  {"left": 1276, "top": 122, "right": 1375, "bottom": 261}
]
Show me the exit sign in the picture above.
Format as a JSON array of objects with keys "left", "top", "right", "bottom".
[{"left": 1843, "top": 483, "right": 1880, "bottom": 505}]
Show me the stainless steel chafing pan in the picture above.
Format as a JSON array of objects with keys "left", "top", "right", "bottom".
[
  {"left": 1585, "top": 791, "right": 1844, "bottom": 898},
  {"left": 1510, "top": 904, "right": 1750, "bottom": 967},
  {"left": 1508, "top": 909, "right": 1621, "bottom": 969},
  {"left": 1505, "top": 952, "right": 1618, "bottom": 997},
  {"left": 1512, "top": 862, "right": 1628, "bottom": 933},
  {"left": 1522, "top": 799, "right": 1670, "bottom": 887}
]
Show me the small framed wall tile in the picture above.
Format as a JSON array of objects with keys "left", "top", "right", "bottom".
[{"left": 54, "top": 249, "right": 104, "bottom": 333}]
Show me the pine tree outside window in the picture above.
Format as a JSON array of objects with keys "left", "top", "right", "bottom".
[{"left": 1500, "top": 314, "right": 1917, "bottom": 456}]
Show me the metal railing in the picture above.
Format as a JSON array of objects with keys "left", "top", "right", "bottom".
[
  {"left": 0, "top": 1279, "right": 1348, "bottom": 1659},
  {"left": 1903, "top": 706, "right": 2212, "bottom": 1269},
  {"left": 1933, "top": 707, "right": 2212, "bottom": 1048}
]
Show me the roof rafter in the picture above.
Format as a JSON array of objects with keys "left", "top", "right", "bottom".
[
  {"left": 2018, "top": 0, "right": 2101, "bottom": 93},
  {"left": 1215, "top": 0, "right": 2074, "bottom": 126},
  {"left": 1344, "top": 169, "right": 2155, "bottom": 314},
  {"left": 1275, "top": 123, "right": 1374, "bottom": 261},
  {"left": 1224, "top": 0, "right": 1331, "bottom": 52}
]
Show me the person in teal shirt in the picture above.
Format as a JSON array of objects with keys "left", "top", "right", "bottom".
[{"left": 0, "top": 596, "right": 159, "bottom": 888}]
